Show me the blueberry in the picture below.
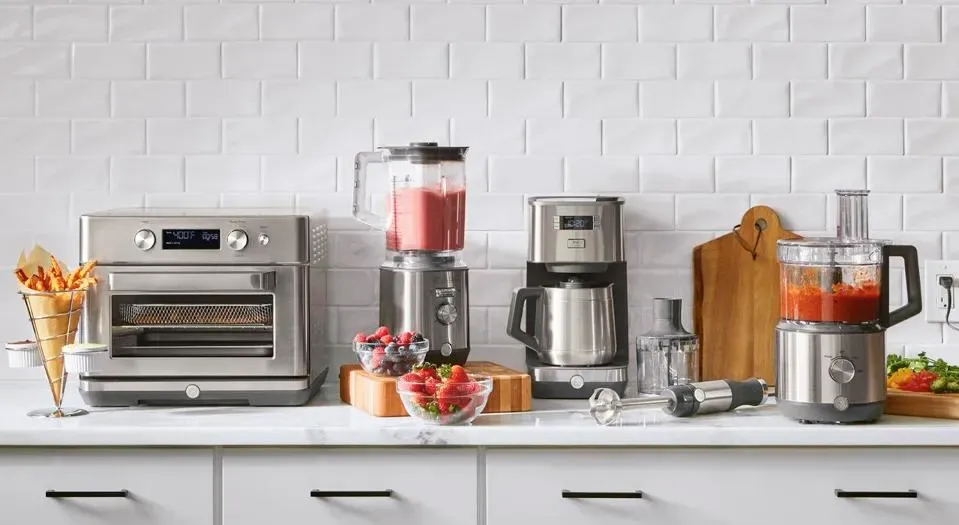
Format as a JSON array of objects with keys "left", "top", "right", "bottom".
[
  {"left": 411, "top": 333, "right": 425, "bottom": 343},
  {"left": 386, "top": 342, "right": 399, "bottom": 355}
]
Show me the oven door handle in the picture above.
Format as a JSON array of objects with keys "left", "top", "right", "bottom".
[{"left": 109, "top": 272, "right": 276, "bottom": 292}]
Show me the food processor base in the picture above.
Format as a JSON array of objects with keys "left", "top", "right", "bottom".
[{"left": 778, "top": 399, "right": 884, "bottom": 424}]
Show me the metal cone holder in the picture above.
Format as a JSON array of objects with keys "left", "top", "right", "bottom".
[{"left": 19, "top": 289, "right": 89, "bottom": 418}]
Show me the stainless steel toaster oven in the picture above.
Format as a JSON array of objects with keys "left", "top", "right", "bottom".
[{"left": 77, "top": 208, "right": 328, "bottom": 406}]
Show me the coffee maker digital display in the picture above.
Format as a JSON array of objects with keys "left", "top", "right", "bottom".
[{"left": 559, "top": 216, "right": 593, "bottom": 230}]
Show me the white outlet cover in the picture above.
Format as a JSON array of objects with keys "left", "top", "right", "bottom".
[{"left": 924, "top": 260, "right": 959, "bottom": 323}]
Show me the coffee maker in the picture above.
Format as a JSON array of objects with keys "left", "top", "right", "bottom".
[
  {"left": 776, "top": 190, "right": 922, "bottom": 424},
  {"left": 353, "top": 142, "right": 471, "bottom": 365},
  {"left": 506, "top": 196, "right": 629, "bottom": 399}
]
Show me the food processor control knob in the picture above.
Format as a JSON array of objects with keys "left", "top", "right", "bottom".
[
  {"left": 828, "top": 357, "right": 856, "bottom": 384},
  {"left": 227, "top": 229, "right": 248, "bottom": 251},
  {"left": 436, "top": 303, "right": 458, "bottom": 325},
  {"left": 134, "top": 229, "right": 156, "bottom": 251}
]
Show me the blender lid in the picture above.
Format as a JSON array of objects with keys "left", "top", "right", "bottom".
[{"left": 380, "top": 142, "right": 468, "bottom": 163}]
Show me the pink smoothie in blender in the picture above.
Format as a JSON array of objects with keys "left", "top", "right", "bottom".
[{"left": 386, "top": 185, "right": 465, "bottom": 252}]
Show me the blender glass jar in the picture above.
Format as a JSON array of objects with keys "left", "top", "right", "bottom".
[
  {"left": 777, "top": 239, "right": 884, "bottom": 324},
  {"left": 353, "top": 142, "right": 468, "bottom": 255}
]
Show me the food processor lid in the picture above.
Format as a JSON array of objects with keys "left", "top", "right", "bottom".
[
  {"left": 777, "top": 237, "right": 886, "bottom": 265},
  {"left": 777, "top": 237, "right": 889, "bottom": 249},
  {"left": 380, "top": 142, "right": 468, "bottom": 163}
]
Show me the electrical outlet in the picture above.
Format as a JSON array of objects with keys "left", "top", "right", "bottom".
[{"left": 924, "top": 261, "right": 959, "bottom": 323}]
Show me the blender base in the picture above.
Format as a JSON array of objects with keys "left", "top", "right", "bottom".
[{"left": 779, "top": 400, "right": 884, "bottom": 425}]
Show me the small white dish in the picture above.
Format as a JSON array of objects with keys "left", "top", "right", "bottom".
[
  {"left": 5, "top": 341, "right": 41, "bottom": 368},
  {"left": 62, "top": 343, "right": 108, "bottom": 374}
]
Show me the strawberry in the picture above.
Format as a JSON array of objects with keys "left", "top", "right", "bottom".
[
  {"left": 374, "top": 326, "right": 390, "bottom": 338},
  {"left": 373, "top": 345, "right": 386, "bottom": 355},
  {"left": 379, "top": 334, "right": 394, "bottom": 344},
  {"left": 399, "top": 373, "right": 423, "bottom": 393},
  {"left": 353, "top": 332, "right": 366, "bottom": 343},
  {"left": 370, "top": 354, "right": 384, "bottom": 369},
  {"left": 436, "top": 383, "right": 459, "bottom": 414},
  {"left": 413, "top": 363, "right": 439, "bottom": 381},
  {"left": 423, "top": 376, "right": 440, "bottom": 395},
  {"left": 412, "top": 393, "right": 430, "bottom": 409},
  {"left": 397, "top": 332, "right": 412, "bottom": 345},
  {"left": 446, "top": 365, "right": 469, "bottom": 384}
]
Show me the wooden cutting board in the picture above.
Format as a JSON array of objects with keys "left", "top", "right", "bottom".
[
  {"left": 885, "top": 390, "right": 959, "bottom": 419},
  {"left": 693, "top": 206, "right": 801, "bottom": 385},
  {"left": 339, "top": 361, "right": 532, "bottom": 417}
]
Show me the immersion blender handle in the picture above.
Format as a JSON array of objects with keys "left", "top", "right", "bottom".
[
  {"left": 881, "top": 244, "right": 922, "bottom": 328},
  {"left": 352, "top": 151, "right": 388, "bottom": 230},
  {"left": 724, "top": 378, "right": 769, "bottom": 411},
  {"left": 664, "top": 378, "right": 768, "bottom": 417}
]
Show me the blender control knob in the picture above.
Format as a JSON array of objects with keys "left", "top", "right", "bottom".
[
  {"left": 833, "top": 396, "right": 850, "bottom": 412},
  {"left": 227, "top": 229, "right": 248, "bottom": 251},
  {"left": 828, "top": 357, "right": 856, "bottom": 384},
  {"left": 134, "top": 229, "right": 156, "bottom": 251},
  {"left": 436, "top": 304, "right": 458, "bottom": 325}
]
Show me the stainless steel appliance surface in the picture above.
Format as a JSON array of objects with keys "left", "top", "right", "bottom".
[
  {"left": 78, "top": 208, "right": 329, "bottom": 406},
  {"left": 506, "top": 196, "right": 629, "bottom": 399}
]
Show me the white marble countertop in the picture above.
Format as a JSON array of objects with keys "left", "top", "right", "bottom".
[{"left": 2, "top": 381, "right": 959, "bottom": 447}]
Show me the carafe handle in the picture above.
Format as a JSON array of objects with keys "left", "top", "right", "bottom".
[
  {"left": 352, "top": 151, "right": 388, "bottom": 230},
  {"left": 507, "top": 287, "right": 545, "bottom": 352},
  {"left": 881, "top": 244, "right": 922, "bottom": 328}
]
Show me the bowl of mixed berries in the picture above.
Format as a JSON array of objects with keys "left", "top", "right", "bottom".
[
  {"left": 353, "top": 326, "right": 429, "bottom": 377},
  {"left": 396, "top": 363, "right": 493, "bottom": 425}
]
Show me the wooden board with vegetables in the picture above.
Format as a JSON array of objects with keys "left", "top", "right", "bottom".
[{"left": 884, "top": 352, "right": 959, "bottom": 420}]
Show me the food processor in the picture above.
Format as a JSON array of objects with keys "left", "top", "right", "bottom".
[
  {"left": 775, "top": 190, "right": 922, "bottom": 424},
  {"left": 352, "top": 142, "right": 471, "bottom": 365}
]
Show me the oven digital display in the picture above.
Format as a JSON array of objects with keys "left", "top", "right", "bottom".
[
  {"left": 162, "top": 229, "right": 221, "bottom": 250},
  {"left": 559, "top": 216, "right": 593, "bottom": 230}
]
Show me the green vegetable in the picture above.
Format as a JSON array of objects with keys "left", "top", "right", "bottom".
[
  {"left": 931, "top": 377, "right": 948, "bottom": 393},
  {"left": 887, "top": 354, "right": 910, "bottom": 375},
  {"left": 947, "top": 381, "right": 959, "bottom": 394}
]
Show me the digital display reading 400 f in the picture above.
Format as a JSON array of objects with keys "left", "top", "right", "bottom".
[{"left": 162, "top": 229, "right": 221, "bottom": 250}]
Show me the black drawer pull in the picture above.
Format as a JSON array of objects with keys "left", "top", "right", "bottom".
[
  {"left": 46, "top": 490, "right": 129, "bottom": 498},
  {"left": 310, "top": 490, "right": 393, "bottom": 498},
  {"left": 562, "top": 490, "right": 644, "bottom": 499},
  {"left": 835, "top": 490, "right": 918, "bottom": 499}
]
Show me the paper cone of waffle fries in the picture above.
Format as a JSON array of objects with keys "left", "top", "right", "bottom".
[{"left": 14, "top": 245, "right": 97, "bottom": 414}]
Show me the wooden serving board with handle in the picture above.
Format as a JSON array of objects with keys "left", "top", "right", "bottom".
[
  {"left": 885, "top": 390, "right": 959, "bottom": 419},
  {"left": 339, "top": 361, "right": 532, "bottom": 417},
  {"left": 693, "top": 206, "right": 801, "bottom": 385}
]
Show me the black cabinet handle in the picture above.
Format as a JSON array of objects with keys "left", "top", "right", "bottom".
[
  {"left": 835, "top": 490, "right": 918, "bottom": 499},
  {"left": 46, "top": 490, "right": 129, "bottom": 498},
  {"left": 562, "top": 490, "right": 644, "bottom": 499},
  {"left": 310, "top": 490, "right": 393, "bottom": 498}
]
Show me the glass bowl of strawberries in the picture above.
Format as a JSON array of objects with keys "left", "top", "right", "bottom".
[
  {"left": 396, "top": 363, "right": 493, "bottom": 425},
  {"left": 353, "top": 326, "right": 429, "bottom": 377}
]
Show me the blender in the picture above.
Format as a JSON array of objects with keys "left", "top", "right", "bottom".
[
  {"left": 352, "top": 142, "right": 471, "bottom": 365},
  {"left": 775, "top": 190, "right": 922, "bottom": 424}
]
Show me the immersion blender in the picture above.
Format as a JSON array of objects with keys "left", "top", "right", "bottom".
[{"left": 589, "top": 378, "right": 769, "bottom": 426}]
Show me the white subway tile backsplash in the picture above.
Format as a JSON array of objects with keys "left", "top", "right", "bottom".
[
  {"left": 640, "top": 156, "right": 714, "bottom": 193},
  {"left": 187, "top": 155, "right": 261, "bottom": 192},
  {"left": 262, "top": 155, "right": 336, "bottom": 193},
  {"left": 261, "top": 5, "right": 334, "bottom": 41},
  {"left": 489, "top": 156, "right": 564, "bottom": 193},
  {"left": 223, "top": 42, "right": 297, "bottom": 79},
  {"left": 602, "top": 44, "right": 675, "bottom": 80},
  {"left": 0, "top": 43, "right": 71, "bottom": 80},
  {"left": 791, "top": 156, "right": 867, "bottom": 192},
  {"left": 413, "top": 80, "right": 487, "bottom": 117},
  {"left": 676, "top": 194, "right": 749, "bottom": 230},
  {"left": 640, "top": 81, "right": 713, "bottom": 118},
  {"left": 187, "top": 80, "right": 260, "bottom": 118},
  {"left": 947, "top": 7, "right": 959, "bottom": 42},
  {"left": 0, "top": 194, "right": 69, "bottom": 234},
  {"left": 565, "top": 157, "right": 638, "bottom": 192},
  {"left": 527, "top": 43, "right": 601, "bottom": 79},
  {"left": 677, "top": 43, "right": 750, "bottom": 80},
  {"left": 603, "top": 119, "right": 676, "bottom": 155},
  {"left": 148, "top": 43, "right": 219, "bottom": 80},
  {"left": 412, "top": 5, "right": 485, "bottom": 42},
  {"left": 750, "top": 194, "right": 827, "bottom": 230},
  {"left": 527, "top": 117, "right": 599, "bottom": 155},
  {"left": 563, "top": 6, "right": 637, "bottom": 43},
  {"left": 829, "top": 118, "right": 904, "bottom": 154},
  {"left": 487, "top": 5, "right": 560, "bottom": 42},
  {"left": 0, "top": 156, "right": 34, "bottom": 193},
  {"left": 37, "top": 81, "right": 109, "bottom": 118},
  {"left": 0, "top": 81, "right": 33, "bottom": 117},
  {"left": 147, "top": 118, "right": 220, "bottom": 155},
  {"left": 754, "top": 43, "right": 827, "bottom": 79},
  {"left": 331, "top": 231, "right": 387, "bottom": 268},
  {"left": 373, "top": 118, "right": 448, "bottom": 148},
  {"left": 868, "top": 82, "right": 941, "bottom": 117},
  {"left": 338, "top": 80, "right": 411, "bottom": 118},
  {"left": 716, "top": 81, "right": 789, "bottom": 117},
  {"left": 904, "top": 195, "right": 959, "bottom": 230},
  {"left": 451, "top": 43, "right": 523, "bottom": 80},
  {"left": 466, "top": 194, "right": 525, "bottom": 231},
  {"left": 76, "top": 44, "right": 145, "bottom": 79},
  {"left": 634, "top": 232, "right": 714, "bottom": 268},
  {"left": 753, "top": 119, "right": 827, "bottom": 154},
  {"left": 336, "top": 4, "right": 409, "bottom": 42},
  {"left": 489, "top": 80, "right": 562, "bottom": 117},
  {"left": 829, "top": 43, "right": 903, "bottom": 80},
  {"left": 715, "top": 6, "right": 788, "bottom": 42},
  {"left": 678, "top": 119, "right": 751, "bottom": 155},
  {"left": 300, "top": 118, "right": 373, "bottom": 156},
  {"left": 639, "top": 6, "right": 712, "bottom": 42},
  {"left": 622, "top": 194, "right": 675, "bottom": 231},
  {"left": 487, "top": 231, "right": 526, "bottom": 268},
  {"left": 327, "top": 270, "right": 377, "bottom": 307},
  {"left": 224, "top": 117, "right": 296, "bottom": 155},
  {"left": 564, "top": 80, "right": 637, "bottom": 117},
  {"left": 868, "top": 156, "right": 942, "bottom": 193},
  {"left": 375, "top": 42, "right": 449, "bottom": 79},
  {"left": 262, "top": 81, "right": 335, "bottom": 118},
  {"left": 946, "top": 158, "right": 959, "bottom": 193},
  {"left": 300, "top": 43, "right": 372, "bottom": 80},
  {"left": 945, "top": 83, "right": 959, "bottom": 117},
  {"left": 36, "top": 157, "right": 109, "bottom": 193},
  {"left": 111, "top": 156, "right": 184, "bottom": 193},
  {"left": 0, "top": 119, "right": 68, "bottom": 155},
  {"left": 716, "top": 156, "right": 790, "bottom": 193},
  {"left": 906, "top": 45, "right": 959, "bottom": 80},
  {"left": 73, "top": 119, "right": 145, "bottom": 155},
  {"left": 867, "top": 6, "right": 941, "bottom": 43},
  {"left": 185, "top": 5, "right": 258, "bottom": 41},
  {"left": 34, "top": 7, "right": 106, "bottom": 42},
  {"left": 469, "top": 270, "right": 524, "bottom": 307},
  {"left": 906, "top": 120, "right": 959, "bottom": 155},
  {"left": 110, "top": 6, "right": 182, "bottom": 42},
  {"left": 0, "top": 7, "right": 31, "bottom": 41},
  {"left": 790, "top": 6, "right": 865, "bottom": 43},
  {"left": 452, "top": 117, "right": 525, "bottom": 155},
  {"left": 113, "top": 81, "right": 184, "bottom": 118},
  {"left": 792, "top": 81, "right": 866, "bottom": 117}
]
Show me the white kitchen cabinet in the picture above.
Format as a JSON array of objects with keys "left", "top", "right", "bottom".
[
  {"left": 0, "top": 448, "right": 214, "bottom": 525},
  {"left": 486, "top": 448, "right": 959, "bottom": 525},
  {"left": 221, "top": 448, "right": 477, "bottom": 525}
]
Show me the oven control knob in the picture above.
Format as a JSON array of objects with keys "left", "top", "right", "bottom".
[
  {"left": 227, "top": 229, "right": 248, "bottom": 251},
  {"left": 828, "top": 357, "right": 856, "bottom": 384},
  {"left": 257, "top": 233, "right": 270, "bottom": 246},
  {"left": 134, "top": 229, "right": 155, "bottom": 251},
  {"left": 185, "top": 384, "right": 200, "bottom": 399},
  {"left": 436, "top": 303, "right": 458, "bottom": 325}
]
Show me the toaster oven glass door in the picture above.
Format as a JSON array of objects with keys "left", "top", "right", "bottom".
[{"left": 110, "top": 294, "right": 274, "bottom": 358}]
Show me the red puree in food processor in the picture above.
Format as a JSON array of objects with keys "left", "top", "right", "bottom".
[
  {"left": 781, "top": 281, "right": 880, "bottom": 324},
  {"left": 386, "top": 186, "right": 466, "bottom": 252}
]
